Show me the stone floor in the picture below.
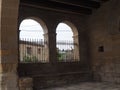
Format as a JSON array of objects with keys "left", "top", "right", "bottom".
[{"left": 42, "top": 82, "right": 120, "bottom": 90}]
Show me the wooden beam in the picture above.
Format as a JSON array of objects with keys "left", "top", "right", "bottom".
[
  {"left": 101, "top": 0, "right": 109, "bottom": 2},
  {"left": 49, "top": 0, "right": 100, "bottom": 8},
  {"left": 20, "top": 0, "right": 92, "bottom": 15}
]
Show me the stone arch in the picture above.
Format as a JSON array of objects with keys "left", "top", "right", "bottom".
[
  {"left": 19, "top": 17, "right": 49, "bottom": 62},
  {"left": 19, "top": 17, "right": 48, "bottom": 34},
  {"left": 62, "top": 21, "right": 78, "bottom": 36},
  {"left": 55, "top": 20, "right": 78, "bottom": 36},
  {"left": 56, "top": 21, "right": 80, "bottom": 61}
]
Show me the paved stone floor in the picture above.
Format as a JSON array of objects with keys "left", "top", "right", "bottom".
[{"left": 42, "top": 82, "right": 120, "bottom": 90}]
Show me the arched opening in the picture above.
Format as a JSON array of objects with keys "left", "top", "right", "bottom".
[
  {"left": 56, "top": 22, "right": 80, "bottom": 62},
  {"left": 19, "top": 19, "right": 44, "bottom": 39},
  {"left": 19, "top": 18, "right": 48, "bottom": 63}
]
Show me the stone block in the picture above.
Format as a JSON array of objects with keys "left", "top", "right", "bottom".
[{"left": 19, "top": 77, "right": 33, "bottom": 90}]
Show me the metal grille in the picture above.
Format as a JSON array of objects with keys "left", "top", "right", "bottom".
[
  {"left": 57, "top": 40, "right": 79, "bottom": 62},
  {"left": 19, "top": 38, "right": 48, "bottom": 63},
  {"left": 19, "top": 39, "right": 79, "bottom": 63}
]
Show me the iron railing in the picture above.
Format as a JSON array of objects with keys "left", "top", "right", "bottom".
[
  {"left": 57, "top": 40, "right": 79, "bottom": 62},
  {"left": 19, "top": 38, "right": 79, "bottom": 63},
  {"left": 19, "top": 38, "right": 48, "bottom": 63}
]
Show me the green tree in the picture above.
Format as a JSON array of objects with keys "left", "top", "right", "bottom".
[{"left": 23, "top": 55, "right": 32, "bottom": 62}]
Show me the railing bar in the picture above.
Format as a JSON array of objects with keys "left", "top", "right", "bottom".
[{"left": 43, "top": 39, "right": 44, "bottom": 62}]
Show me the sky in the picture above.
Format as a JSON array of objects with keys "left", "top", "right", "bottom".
[{"left": 19, "top": 19, "right": 73, "bottom": 41}]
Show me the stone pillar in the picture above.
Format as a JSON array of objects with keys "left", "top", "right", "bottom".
[
  {"left": 0, "top": 0, "right": 19, "bottom": 90},
  {"left": 73, "top": 34, "right": 80, "bottom": 61},
  {"left": 43, "top": 33, "right": 49, "bottom": 62},
  {"left": 44, "top": 32, "right": 57, "bottom": 63}
]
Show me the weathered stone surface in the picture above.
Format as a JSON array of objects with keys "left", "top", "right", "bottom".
[
  {"left": 88, "top": 0, "right": 120, "bottom": 83},
  {"left": 19, "top": 77, "right": 33, "bottom": 90},
  {"left": 42, "top": 82, "right": 120, "bottom": 90},
  {"left": 1, "top": 0, "right": 120, "bottom": 89},
  {"left": 0, "top": 0, "right": 19, "bottom": 89}
]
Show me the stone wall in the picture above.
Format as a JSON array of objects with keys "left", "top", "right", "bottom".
[
  {"left": 18, "top": 63, "right": 92, "bottom": 89},
  {"left": 18, "top": 0, "right": 120, "bottom": 88},
  {"left": 18, "top": 4, "right": 92, "bottom": 89},
  {"left": 88, "top": 0, "right": 120, "bottom": 83},
  {"left": 18, "top": 5, "right": 90, "bottom": 65}
]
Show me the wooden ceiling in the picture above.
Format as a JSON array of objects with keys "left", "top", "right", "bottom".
[{"left": 20, "top": 0, "right": 109, "bottom": 15}]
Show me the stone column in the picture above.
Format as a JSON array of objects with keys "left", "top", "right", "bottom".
[
  {"left": 73, "top": 34, "right": 80, "bottom": 61},
  {"left": 44, "top": 32, "right": 57, "bottom": 63},
  {"left": 43, "top": 33, "right": 49, "bottom": 62},
  {"left": 0, "top": 0, "right": 19, "bottom": 90}
]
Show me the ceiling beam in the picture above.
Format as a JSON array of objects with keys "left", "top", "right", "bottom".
[
  {"left": 91, "top": 0, "right": 109, "bottom": 2},
  {"left": 20, "top": 0, "right": 92, "bottom": 15},
  {"left": 49, "top": 0, "right": 100, "bottom": 9},
  {"left": 101, "top": 0, "right": 109, "bottom": 2}
]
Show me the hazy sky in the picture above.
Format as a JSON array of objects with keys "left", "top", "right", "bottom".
[{"left": 19, "top": 19, "right": 73, "bottom": 41}]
